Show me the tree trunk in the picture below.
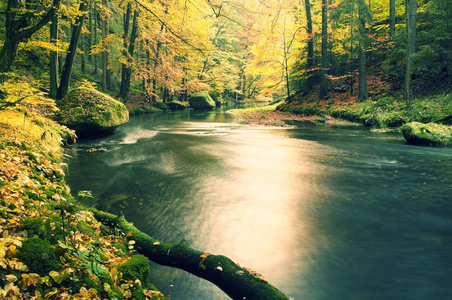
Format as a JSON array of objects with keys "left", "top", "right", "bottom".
[
  {"left": 88, "top": 0, "right": 93, "bottom": 63},
  {"left": 405, "top": 0, "right": 417, "bottom": 106},
  {"left": 120, "top": 7, "right": 139, "bottom": 101},
  {"left": 305, "top": 0, "right": 314, "bottom": 90},
  {"left": 57, "top": 0, "right": 89, "bottom": 100},
  {"left": 358, "top": 0, "right": 368, "bottom": 101},
  {"left": 349, "top": 3, "right": 355, "bottom": 96},
  {"left": 389, "top": 0, "right": 396, "bottom": 36},
  {"left": 50, "top": 14, "right": 59, "bottom": 99},
  {"left": 102, "top": 0, "right": 107, "bottom": 91},
  {"left": 81, "top": 33, "right": 86, "bottom": 74},
  {"left": 93, "top": 9, "right": 98, "bottom": 75},
  {"left": 319, "top": 0, "right": 329, "bottom": 99},
  {"left": 0, "top": 0, "right": 61, "bottom": 79},
  {"left": 90, "top": 209, "right": 290, "bottom": 300}
]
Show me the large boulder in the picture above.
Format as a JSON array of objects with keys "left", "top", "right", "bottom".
[
  {"left": 167, "top": 100, "right": 189, "bottom": 110},
  {"left": 57, "top": 88, "right": 129, "bottom": 137},
  {"left": 401, "top": 122, "right": 452, "bottom": 146},
  {"left": 188, "top": 91, "right": 216, "bottom": 110}
]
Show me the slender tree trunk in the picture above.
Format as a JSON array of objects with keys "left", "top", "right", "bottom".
[
  {"left": 120, "top": 3, "right": 132, "bottom": 100},
  {"left": 93, "top": 10, "right": 98, "bottom": 75},
  {"left": 105, "top": 0, "right": 111, "bottom": 90},
  {"left": 305, "top": 0, "right": 314, "bottom": 90},
  {"left": 405, "top": 0, "right": 417, "bottom": 106},
  {"left": 319, "top": 0, "right": 329, "bottom": 99},
  {"left": 81, "top": 33, "right": 86, "bottom": 74},
  {"left": 88, "top": 0, "right": 93, "bottom": 63},
  {"left": 50, "top": 14, "right": 59, "bottom": 99},
  {"left": 101, "top": 0, "right": 109, "bottom": 91},
  {"left": 389, "top": 0, "right": 396, "bottom": 37},
  {"left": 349, "top": 3, "right": 355, "bottom": 96},
  {"left": 57, "top": 0, "right": 89, "bottom": 100},
  {"left": 358, "top": 0, "right": 368, "bottom": 101},
  {"left": 120, "top": 7, "right": 139, "bottom": 101}
]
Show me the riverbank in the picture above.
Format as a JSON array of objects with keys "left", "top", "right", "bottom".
[
  {"left": 228, "top": 81, "right": 452, "bottom": 145},
  {"left": 0, "top": 92, "right": 165, "bottom": 298}
]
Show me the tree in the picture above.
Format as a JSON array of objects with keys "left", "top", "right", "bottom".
[
  {"left": 57, "top": 0, "right": 90, "bottom": 99},
  {"left": 120, "top": 3, "right": 139, "bottom": 101},
  {"left": 319, "top": 0, "right": 329, "bottom": 99},
  {"left": 389, "top": 0, "right": 396, "bottom": 37},
  {"left": 304, "top": 0, "right": 314, "bottom": 90},
  {"left": 101, "top": 0, "right": 111, "bottom": 91},
  {"left": 358, "top": 0, "right": 371, "bottom": 101},
  {"left": 0, "top": 0, "right": 61, "bottom": 79},
  {"left": 50, "top": 12, "right": 60, "bottom": 99},
  {"left": 405, "top": 0, "right": 417, "bottom": 106}
]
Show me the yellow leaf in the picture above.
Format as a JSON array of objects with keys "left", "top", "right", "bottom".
[
  {"left": 104, "top": 282, "right": 111, "bottom": 292},
  {"left": 49, "top": 270, "right": 60, "bottom": 278},
  {"left": 45, "top": 287, "right": 58, "bottom": 298},
  {"left": 5, "top": 274, "right": 17, "bottom": 282}
]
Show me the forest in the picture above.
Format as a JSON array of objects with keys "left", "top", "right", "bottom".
[
  {"left": 0, "top": 0, "right": 450, "bottom": 106},
  {"left": 1, "top": 0, "right": 452, "bottom": 299}
]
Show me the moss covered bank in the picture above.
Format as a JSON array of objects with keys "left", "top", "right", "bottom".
[{"left": 0, "top": 83, "right": 165, "bottom": 299}]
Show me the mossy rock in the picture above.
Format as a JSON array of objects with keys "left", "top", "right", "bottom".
[
  {"left": 401, "top": 122, "right": 452, "bottom": 146},
  {"left": 18, "top": 237, "right": 61, "bottom": 275},
  {"left": 154, "top": 101, "right": 169, "bottom": 111},
  {"left": 57, "top": 88, "right": 129, "bottom": 137},
  {"left": 167, "top": 100, "right": 189, "bottom": 110},
  {"left": 188, "top": 91, "right": 216, "bottom": 110}
]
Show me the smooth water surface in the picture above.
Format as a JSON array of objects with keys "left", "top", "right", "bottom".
[{"left": 66, "top": 109, "right": 452, "bottom": 300}]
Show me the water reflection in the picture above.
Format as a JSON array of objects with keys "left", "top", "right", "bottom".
[{"left": 66, "top": 110, "right": 452, "bottom": 300}]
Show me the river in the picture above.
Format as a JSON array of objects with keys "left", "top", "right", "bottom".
[{"left": 65, "top": 109, "right": 452, "bottom": 300}]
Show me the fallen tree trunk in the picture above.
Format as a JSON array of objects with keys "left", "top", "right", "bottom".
[{"left": 91, "top": 209, "right": 290, "bottom": 300}]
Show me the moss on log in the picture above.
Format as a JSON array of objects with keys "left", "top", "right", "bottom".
[{"left": 90, "top": 209, "right": 289, "bottom": 300}]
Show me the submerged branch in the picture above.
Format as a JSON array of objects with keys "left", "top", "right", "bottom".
[{"left": 90, "top": 208, "right": 290, "bottom": 300}]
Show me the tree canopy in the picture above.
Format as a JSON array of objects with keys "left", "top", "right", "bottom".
[{"left": 0, "top": 0, "right": 450, "bottom": 102}]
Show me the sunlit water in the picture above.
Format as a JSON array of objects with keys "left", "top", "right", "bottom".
[{"left": 66, "top": 109, "right": 452, "bottom": 300}]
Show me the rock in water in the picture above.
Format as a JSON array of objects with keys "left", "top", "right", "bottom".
[
  {"left": 401, "top": 122, "right": 452, "bottom": 146},
  {"left": 57, "top": 88, "right": 129, "bottom": 137},
  {"left": 167, "top": 100, "right": 189, "bottom": 110},
  {"left": 188, "top": 91, "right": 216, "bottom": 110}
]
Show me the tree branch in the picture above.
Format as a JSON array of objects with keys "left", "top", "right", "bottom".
[
  {"left": 134, "top": 0, "right": 206, "bottom": 53},
  {"left": 90, "top": 208, "right": 290, "bottom": 300}
]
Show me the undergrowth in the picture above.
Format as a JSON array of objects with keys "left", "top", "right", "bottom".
[{"left": 0, "top": 79, "right": 165, "bottom": 299}]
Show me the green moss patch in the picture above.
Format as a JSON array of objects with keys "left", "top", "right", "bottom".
[{"left": 401, "top": 122, "right": 452, "bottom": 146}]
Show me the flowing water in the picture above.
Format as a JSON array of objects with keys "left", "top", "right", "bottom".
[{"left": 66, "top": 109, "right": 452, "bottom": 300}]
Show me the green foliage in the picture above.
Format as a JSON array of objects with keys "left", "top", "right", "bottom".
[
  {"left": 384, "top": 0, "right": 452, "bottom": 94},
  {"left": 0, "top": 98, "right": 164, "bottom": 299}
]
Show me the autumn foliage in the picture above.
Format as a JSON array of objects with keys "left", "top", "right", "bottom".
[{"left": 0, "top": 81, "right": 164, "bottom": 299}]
